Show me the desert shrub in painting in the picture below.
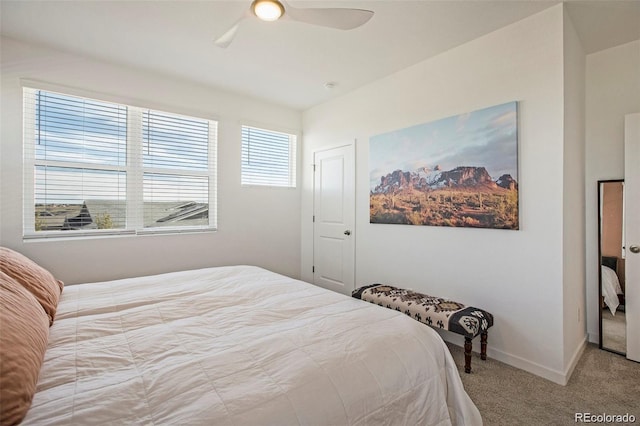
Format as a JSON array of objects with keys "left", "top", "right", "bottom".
[{"left": 370, "top": 187, "right": 518, "bottom": 229}]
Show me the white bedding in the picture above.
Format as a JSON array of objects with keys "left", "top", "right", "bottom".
[
  {"left": 24, "top": 265, "right": 481, "bottom": 425},
  {"left": 601, "top": 265, "right": 623, "bottom": 315}
]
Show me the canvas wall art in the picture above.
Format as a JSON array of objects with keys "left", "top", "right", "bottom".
[{"left": 369, "top": 101, "right": 518, "bottom": 230}]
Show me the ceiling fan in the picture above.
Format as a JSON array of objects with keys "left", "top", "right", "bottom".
[{"left": 215, "top": 0, "right": 374, "bottom": 48}]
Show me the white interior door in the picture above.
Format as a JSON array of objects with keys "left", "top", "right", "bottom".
[
  {"left": 625, "top": 113, "right": 640, "bottom": 362},
  {"left": 313, "top": 144, "right": 355, "bottom": 295}
]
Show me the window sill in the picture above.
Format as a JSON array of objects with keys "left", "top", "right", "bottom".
[{"left": 23, "top": 227, "right": 218, "bottom": 242}]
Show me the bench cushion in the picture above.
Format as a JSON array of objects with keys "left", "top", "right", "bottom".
[{"left": 353, "top": 284, "right": 493, "bottom": 339}]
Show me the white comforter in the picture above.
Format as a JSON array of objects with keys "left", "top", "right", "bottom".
[{"left": 24, "top": 265, "right": 481, "bottom": 425}]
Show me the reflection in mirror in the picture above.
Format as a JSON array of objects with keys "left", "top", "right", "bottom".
[{"left": 598, "top": 180, "right": 626, "bottom": 355}]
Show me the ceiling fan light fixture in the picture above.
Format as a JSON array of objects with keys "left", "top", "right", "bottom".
[
  {"left": 252, "top": 0, "right": 284, "bottom": 22},
  {"left": 215, "top": 0, "right": 374, "bottom": 48}
]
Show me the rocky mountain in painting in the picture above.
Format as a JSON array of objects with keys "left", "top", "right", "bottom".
[
  {"left": 372, "top": 166, "right": 517, "bottom": 194},
  {"left": 495, "top": 174, "right": 518, "bottom": 190}
]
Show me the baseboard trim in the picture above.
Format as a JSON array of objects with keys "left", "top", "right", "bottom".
[
  {"left": 483, "top": 345, "right": 568, "bottom": 385},
  {"left": 438, "top": 331, "right": 588, "bottom": 386},
  {"left": 563, "top": 336, "right": 588, "bottom": 385}
]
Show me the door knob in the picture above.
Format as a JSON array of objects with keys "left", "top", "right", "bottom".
[
  {"left": 630, "top": 245, "right": 640, "bottom": 254},
  {"left": 344, "top": 230, "right": 351, "bottom": 236}
]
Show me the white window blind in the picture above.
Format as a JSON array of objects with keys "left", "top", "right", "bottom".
[
  {"left": 142, "top": 110, "right": 214, "bottom": 230},
  {"left": 23, "top": 87, "right": 217, "bottom": 238},
  {"left": 241, "top": 125, "right": 296, "bottom": 187}
]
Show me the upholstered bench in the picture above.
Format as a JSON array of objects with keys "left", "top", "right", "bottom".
[{"left": 352, "top": 284, "right": 494, "bottom": 373}]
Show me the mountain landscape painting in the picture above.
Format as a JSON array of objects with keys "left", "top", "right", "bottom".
[{"left": 370, "top": 101, "right": 519, "bottom": 230}]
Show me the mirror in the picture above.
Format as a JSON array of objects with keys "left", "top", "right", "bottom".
[{"left": 598, "top": 180, "right": 626, "bottom": 355}]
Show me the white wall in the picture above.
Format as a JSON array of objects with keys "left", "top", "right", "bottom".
[
  {"left": 561, "top": 8, "right": 587, "bottom": 371},
  {"left": 302, "top": 5, "right": 575, "bottom": 383},
  {"left": 585, "top": 40, "right": 640, "bottom": 342},
  {"left": 0, "top": 37, "right": 303, "bottom": 284}
]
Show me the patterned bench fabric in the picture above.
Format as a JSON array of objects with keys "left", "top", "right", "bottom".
[{"left": 352, "top": 284, "right": 493, "bottom": 339}]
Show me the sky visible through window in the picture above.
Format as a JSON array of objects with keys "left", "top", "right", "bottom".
[
  {"left": 34, "top": 90, "right": 209, "bottom": 205},
  {"left": 28, "top": 89, "right": 214, "bottom": 233},
  {"left": 35, "top": 91, "right": 127, "bottom": 204}
]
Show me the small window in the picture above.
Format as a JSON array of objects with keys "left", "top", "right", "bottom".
[{"left": 241, "top": 125, "right": 296, "bottom": 187}]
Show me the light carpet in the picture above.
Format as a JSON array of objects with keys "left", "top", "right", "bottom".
[
  {"left": 447, "top": 342, "right": 640, "bottom": 426},
  {"left": 602, "top": 309, "right": 626, "bottom": 354}
]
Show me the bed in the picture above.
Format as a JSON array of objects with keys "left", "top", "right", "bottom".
[
  {"left": 601, "top": 256, "right": 625, "bottom": 315},
  {"left": 1, "top": 250, "right": 481, "bottom": 425}
]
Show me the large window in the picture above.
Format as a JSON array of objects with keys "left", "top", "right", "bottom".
[
  {"left": 23, "top": 87, "right": 217, "bottom": 238},
  {"left": 241, "top": 125, "right": 296, "bottom": 187}
]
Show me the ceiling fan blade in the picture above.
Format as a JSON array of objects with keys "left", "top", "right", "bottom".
[
  {"left": 284, "top": 6, "right": 374, "bottom": 30},
  {"left": 214, "top": 22, "right": 242, "bottom": 48},
  {"left": 214, "top": 11, "right": 251, "bottom": 48}
]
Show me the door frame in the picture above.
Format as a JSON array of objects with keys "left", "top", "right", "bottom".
[
  {"left": 624, "top": 112, "right": 640, "bottom": 362},
  {"left": 312, "top": 142, "right": 356, "bottom": 294}
]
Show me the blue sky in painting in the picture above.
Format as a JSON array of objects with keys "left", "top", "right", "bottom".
[{"left": 369, "top": 101, "right": 518, "bottom": 190}]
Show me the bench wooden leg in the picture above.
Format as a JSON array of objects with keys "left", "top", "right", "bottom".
[
  {"left": 464, "top": 337, "right": 472, "bottom": 373},
  {"left": 481, "top": 332, "right": 488, "bottom": 361}
]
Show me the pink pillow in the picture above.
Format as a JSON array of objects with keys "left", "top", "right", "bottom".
[
  {"left": 0, "top": 247, "right": 63, "bottom": 326},
  {"left": 0, "top": 271, "right": 50, "bottom": 425}
]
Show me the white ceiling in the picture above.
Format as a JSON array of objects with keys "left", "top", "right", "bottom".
[{"left": 1, "top": 1, "right": 639, "bottom": 111}]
